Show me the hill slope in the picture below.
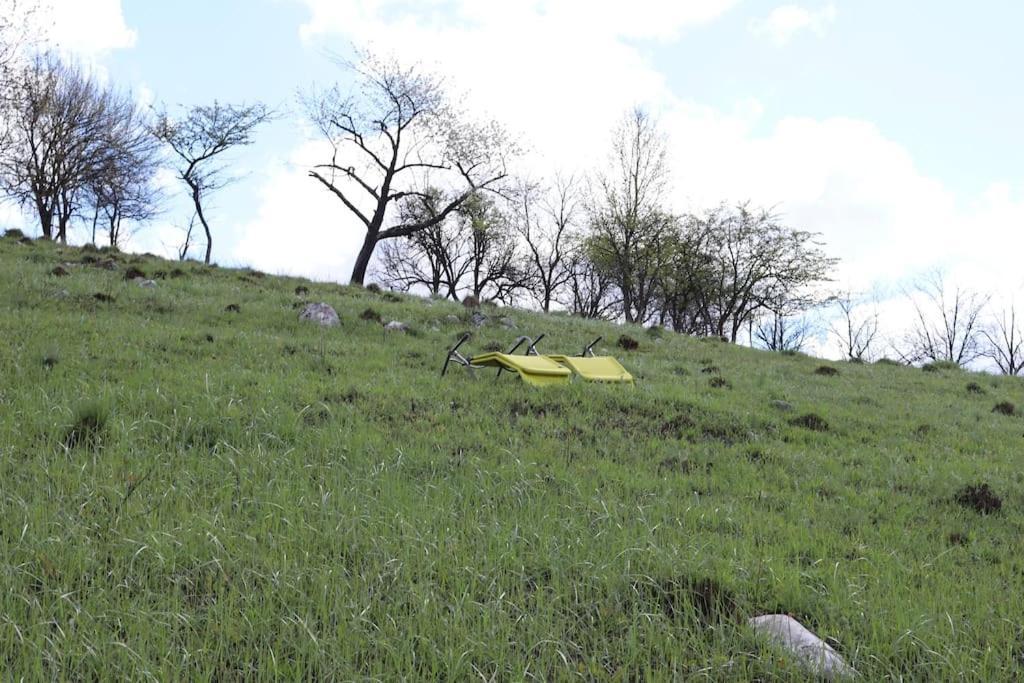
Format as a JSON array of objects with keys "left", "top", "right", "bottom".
[{"left": 2, "top": 234, "right": 1023, "bottom": 679}]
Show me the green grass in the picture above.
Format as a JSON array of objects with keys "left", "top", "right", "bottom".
[{"left": 2, "top": 234, "right": 1024, "bottom": 679}]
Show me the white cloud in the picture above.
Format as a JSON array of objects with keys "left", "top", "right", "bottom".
[
  {"left": 45, "top": 0, "right": 137, "bottom": 57},
  {"left": 232, "top": 140, "right": 366, "bottom": 281},
  {"left": 234, "top": 0, "right": 1024, "bottom": 311},
  {"left": 230, "top": 0, "right": 740, "bottom": 280},
  {"left": 749, "top": 3, "right": 837, "bottom": 46}
]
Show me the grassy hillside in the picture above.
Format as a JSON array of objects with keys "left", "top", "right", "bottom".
[{"left": 2, "top": 233, "right": 1024, "bottom": 680}]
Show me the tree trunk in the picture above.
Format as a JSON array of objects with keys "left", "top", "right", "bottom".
[
  {"left": 38, "top": 211, "right": 53, "bottom": 240},
  {"left": 349, "top": 230, "right": 378, "bottom": 285},
  {"left": 190, "top": 185, "right": 213, "bottom": 265}
]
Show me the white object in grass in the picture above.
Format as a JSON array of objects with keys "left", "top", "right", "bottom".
[{"left": 749, "top": 614, "right": 856, "bottom": 679}]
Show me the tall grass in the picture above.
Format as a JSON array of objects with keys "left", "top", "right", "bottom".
[{"left": 1, "top": 236, "right": 1023, "bottom": 678}]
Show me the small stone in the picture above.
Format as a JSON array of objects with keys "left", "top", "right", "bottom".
[
  {"left": 137, "top": 279, "right": 157, "bottom": 288},
  {"left": 50, "top": 265, "right": 69, "bottom": 277},
  {"left": 499, "top": 317, "right": 517, "bottom": 329},
  {"left": 446, "top": 314, "right": 461, "bottom": 324},
  {"left": 96, "top": 258, "right": 118, "bottom": 270},
  {"left": 470, "top": 311, "right": 488, "bottom": 327},
  {"left": 385, "top": 320, "right": 409, "bottom": 333},
  {"left": 771, "top": 400, "right": 794, "bottom": 412},
  {"left": 299, "top": 302, "right": 340, "bottom": 326}
]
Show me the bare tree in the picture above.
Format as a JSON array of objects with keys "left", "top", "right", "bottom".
[
  {"left": 694, "top": 203, "right": 836, "bottom": 342},
  {"left": 88, "top": 93, "right": 162, "bottom": 247},
  {"left": 1, "top": 53, "right": 136, "bottom": 242},
  {"left": 753, "top": 307, "right": 815, "bottom": 352},
  {"left": 512, "top": 174, "right": 580, "bottom": 312},
  {"left": 377, "top": 187, "right": 466, "bottom": 297},
  {"left": 461, "top": 192, "right": 525, "bottom": 303},
  {"left": 176, "top": 214, "right": 197, "bottom": 261},
  {"left": 899, "top": 271, "right": 988, "bottom": 366},
  {"left": 0, "top": 0, "right": 41, "bottom": 154},
  {"left": 302, "top": 52, "right": 512, "bottom": 285},
  {"left": 588, "top": 108, "right": 675, "bottom": 324},
  {"left": 830, "top": 291, "right": 880, "bottom": 362},
  {"left": 376, "top": 189, "right": 524, "bottom": 302},
  {"left": 151, "top": 101, "right": 272, "bottom": 264},
  {"left": 981, "top": 305, "right": 1024, "bottom": 375},
  {"left": 558, "top": 248, "right": 619, "bottom": 319}
]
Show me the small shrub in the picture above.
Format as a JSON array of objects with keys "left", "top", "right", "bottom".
[
  {"left": 462, "top": 294, "right": 480, "bottom": 309},
  {"left": 205, "top": 334, "right": 215, "bottom": 343},
  {"left": 646, "top": 326, "right": 665, "bottom": 339},
  {"left": 966, "top": 382, "right": 985, "bottom": 395},
  {"left": 42, "top": 348, "right": 59, "bottom": 369},
  {"left": 382, "top": 291, "right": 402, "bottom": 303},
  {"left": 93, "top": 292, "right": 116, "bottom": 303},
  {"left": 153, "top": 271, "right": 167, "bottom": 280},
  {"left": 874, "top": 357, "right": 900, "bottom": 366},
  {"left": 954, "top": 483, "right": 1002, "bottom": 514},
  {"left": 789, "top": 413, "right": 829, "bottom": 432},
  {"left": 992, "top": 401, "right": 1017, "bottom": 417},
  {"left": 617, "top": 335, "right": 639, "bottom": 351},
  {"left": 224, "top": 303, "right": 241, "bottom": 313},
  {"left": 708, "top": 376, "right": 731, "bottom": 389},
  {"left": 814, "top": 365, "right": 839, "bottom": 376},
  {"left": 947, "top": 531, "right": 969, "bottom": 546},
  {"left": 62, "top": 402, "right": 109, "bottom": 450},
  {"left": 50, "top": 265, "right": 69, "bottom": 277},
  {"left": 81, "top": 242, "right": 99, "bottom": 252},
  {"left": 700, "top": 365, "right": 720, "bottom": 375},
  {"left": 169, "top": 268, "right": 187, "bottom": 279},
  {"left": 123, "top": 266, "right": 146, "bottom": 281},
  {"left": 658, "top": 456, "right": 693, "bottom": 474},
  {"left": 364, "top": 283, "right": 381, "bottom": 293},
  {"left": 746, "top": 448, "right": 769, "bottom": 463},
  {"left": 3, "top": 228, "right": 26, "bottom": 239},
  {"left": 80, "top": 254, "right": 98, "bottom": 265},
  {"left": 923, "top": 360, "right": 960, "bottom": 373},
  {"left": 295, "top": 285, "right": 309, "bottom": 296},
  {"left": 482, "top": 341, "right": 503, "bottom": 352},
  {"left": 360, "top": 308, "right": 382, "bottom": 323}
]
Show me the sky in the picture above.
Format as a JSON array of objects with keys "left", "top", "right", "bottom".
[{"left": 6, "top": 0, "right": 1024, "bottom": 353}]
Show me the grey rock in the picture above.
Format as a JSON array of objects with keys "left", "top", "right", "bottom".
[
  {"left": 470, "top": 311, "right": 488, "bottom": 327},
  {"left": 299, "top": 302, "right": 340, "bottom": 327},
  {"left": 499, "top": 316, "right": 517, "bottom": 329},
  {"left": 96, "top": 258, "right": 118, "bottom": 270},
  {"left": 446, "top": 314, "right": 461, "bottom": 324},
  {"left": 137, "top": 279, "right": 157, "bottom": 288},
  {"left": 771, "top": 400, "right": 794, "bottom": 412},
  {"left": 385, "top": 320, "right": 409, "bottom": 333}
]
